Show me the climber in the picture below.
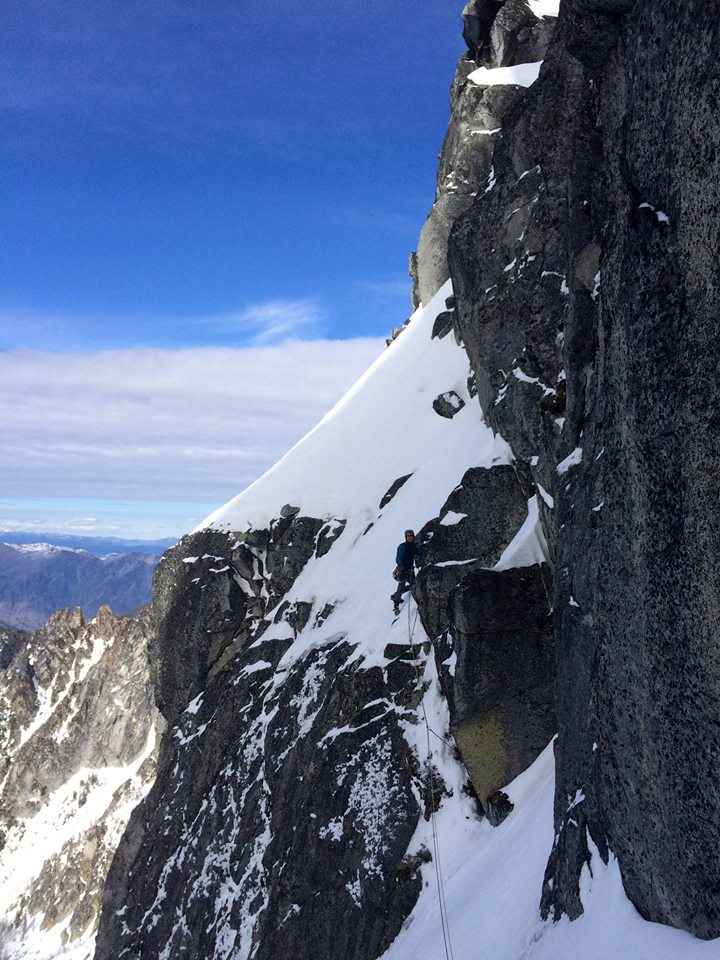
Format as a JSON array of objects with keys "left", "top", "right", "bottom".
[{"left": 391, "top": 529, "right": 424, "bottom": 615}]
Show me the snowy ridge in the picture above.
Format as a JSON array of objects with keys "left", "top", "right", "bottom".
[
  {"left": 3, "top": 543, "right": 91, "bottom": 557},
  {"left": 202, "top": 281, "right": 512, "bottom": 535}
]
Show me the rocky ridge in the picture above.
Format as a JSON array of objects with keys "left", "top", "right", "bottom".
[
  {"left": 0, "top": 607, "right": 156, "bottom": 957},
  {"left": 93, "top": 280, "right": 548, "bottom": 959},
  {"left": 98, "top": 531, "right": 425, "bottom": 960}
]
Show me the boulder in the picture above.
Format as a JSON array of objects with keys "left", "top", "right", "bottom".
[
  {"left": 432, "top": 390, "right": 466, "bottom": 418},
  {"left": 431, "top": 310, "right": 455, "bottom": 340}
]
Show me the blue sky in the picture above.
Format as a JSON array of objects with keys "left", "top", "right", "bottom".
[{"left": 1, "top": 0, "right": 464, "bottom": 537}]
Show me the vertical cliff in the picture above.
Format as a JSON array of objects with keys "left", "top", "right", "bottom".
[{"left": 446, "top": 0, "right": 720, "bottom": 939}]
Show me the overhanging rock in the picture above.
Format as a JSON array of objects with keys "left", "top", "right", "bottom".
[{"left": 439, "top": 563, "right": 555, "bottom": 814}]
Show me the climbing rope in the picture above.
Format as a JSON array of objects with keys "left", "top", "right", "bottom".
[{"left": 405, "top": 595, "right": 456, "bottom": 960}]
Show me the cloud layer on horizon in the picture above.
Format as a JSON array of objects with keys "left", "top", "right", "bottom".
[{"left": 1, "top": 339, "right": 384, "bottom": 517}]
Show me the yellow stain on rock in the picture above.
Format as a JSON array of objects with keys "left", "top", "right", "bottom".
[{"left": 453, "top": 708, "right": 509, "bottom": 800}]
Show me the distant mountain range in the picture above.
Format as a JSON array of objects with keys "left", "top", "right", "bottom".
[
  {"left": 0, "top": 530, "right": 177, "bottom": 556},
  {"left": 0, "top": 538, "right": 168, "bottom": 630}
]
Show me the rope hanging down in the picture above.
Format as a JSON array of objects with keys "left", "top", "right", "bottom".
[{"left": 405, "top": 597, "right": 455, "bottom": 960}]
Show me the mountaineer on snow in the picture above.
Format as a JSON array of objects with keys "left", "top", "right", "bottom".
[{"left": 391, "top": 529, "right": 423, "bottom": 615}]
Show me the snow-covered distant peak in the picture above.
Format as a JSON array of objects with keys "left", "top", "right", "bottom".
[
  {"left": 3, "top": 542, "right": 90, "bottom": 557},
  {"left": 468, "top": 61, "right": 543, "bottom": 89}
]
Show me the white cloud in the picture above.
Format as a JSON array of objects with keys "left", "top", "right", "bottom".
[
  {"left": 0, "top": 340, "right": 384, "bottom": 513},
  {"left": 201, "top": 299, "right": 324, "bottom": 344}
]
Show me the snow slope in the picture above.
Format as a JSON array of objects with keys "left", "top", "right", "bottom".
[
  {"left": 202, "top": 284, "right": 720, "bottom": 960},
  {"left": 202, "top": 282, "right": 516, "bottom": 679},
  {"left": 203, "top": 281, "right": 510, "bottom": 533},
  {"left": 382, "top": 730, "right": 720, "bottom": 960}
]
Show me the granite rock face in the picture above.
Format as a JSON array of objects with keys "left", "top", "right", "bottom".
[
  {"left": 411, "top": 0, "right": 559, "bottom": 306},
  {"left": 96, "top": 632, "right": 422, "bottom": 960},
  {"left": 462, "top": 0, "right": 554, "bottom": 67},
  {"left": 0, "top": 606, "right": 155, "bottom": 955},
  {"left": 440, "top": 565, "right": 554, "bottom": 812},
  {"left": 408, "top": 457, "right": 554, "bottom": 816},
  {"left": 545, "top": 1, "right": 720, "bottom": 938},
  {"left": 446, "top": 0, "right": 720, "bottom": 939}
]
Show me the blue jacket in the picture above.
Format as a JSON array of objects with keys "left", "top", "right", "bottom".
[{"left": 396, "top": 540, "right": 423, "bottom": 571}]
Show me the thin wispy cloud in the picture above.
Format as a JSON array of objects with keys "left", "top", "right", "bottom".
[
  {"left": 0, "top": 341, "right": 384, "bottom": 521},
  {"left": 0, "top": 299, "right": 326, "bottom": 352},
  {"left": 358, "top": 278, "right": 413, "bottom": 300},
  {"left": 203, "top": 299, "right": 324, "bottom": 345},
  {"left": 2, "top": 0, "right": 440, "bottom": 162}
]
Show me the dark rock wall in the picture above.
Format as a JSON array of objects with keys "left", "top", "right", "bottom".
[
  {"left": 414, "top": 464, "right": 529, "bottom": 640},
  {"left": 411, "top": 460, "right": 556, "bottom": 818},
  {"left": 150, "top": 531, "right": 249, "bottom": 727},
  {"left": 411, "top": 0, "right": 559, "bottom": 306},
  {"left": 448, "top": 0, "right": 720, "bottom": 939},
  {"left": 547, "top": 0, "right": 720, "bottom": 939},
  {"left": 95, "top": 524, "right": 427, "bottom": 960},
  {"left": 439, "top": 564, "right": 554, "bottom": 812}
]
